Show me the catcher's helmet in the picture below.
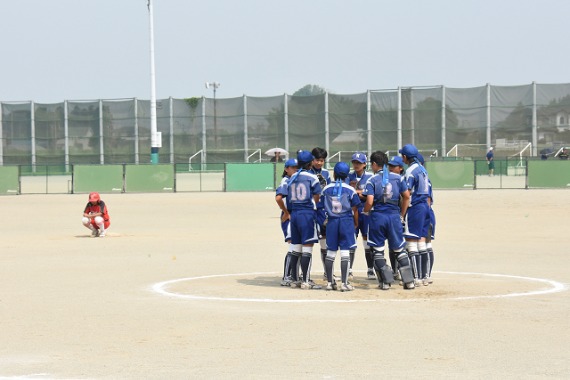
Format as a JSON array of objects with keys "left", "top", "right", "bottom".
[{"left": 89, "top": 192, "right": 100, "bottom": 203}]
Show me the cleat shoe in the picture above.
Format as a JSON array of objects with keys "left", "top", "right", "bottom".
[
  {"left": 340, "top": 283, "right": 354, "bottom": 292},
  {"left": 281, "top": 277, "right": 292, "bottom": 286},
  {"left": 404, "top": 282, "right": 415, "bottom": 290},
  {"left": 427, "top": 277, "right": 433, "bottom": 284},
  {"left": 422, "top": 278, "right": 429, "bottom": 286},
  {"left": 99, "top": 231, "right": 106, "bottom": 237},
  {"left": 414, "top": 278, "right": 421, "bottom": 287},
  {"left": 379, "top": 283, "right": 391, "bottom": 290},
  {"left": 325, "top": 282, "right": 338, "bottom": 291},
  {"left": 290, "top": 281, "right": 302, "bottom": 288},
  {"left": 91, "top": 228, "right": 98, "bottom": 237},
  {"left": 301, "top": 281, "right": 322, "bottom": 290},
  {"left": 367, "top": 269, "right": 376, "bottom": 280}
]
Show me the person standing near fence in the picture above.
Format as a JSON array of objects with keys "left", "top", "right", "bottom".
[
  {"left": 486, "top": 147, "right": 495, "bottom": 176},
  {"left": 82, "top": 192, "right": 110, "bottom": 238}
]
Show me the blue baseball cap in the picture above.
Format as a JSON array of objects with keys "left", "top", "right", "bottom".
[
  {"left": 388, "top": 156, "right": 404, "bottom": 167},
  {"left": 351, "top": 152, "right": 367, "bottom": 163},
  {"left": 417, "top": 153, "right": 425, "bottom": 165},
  {"left": 297, "top": 150, "right": 315, "bottom": 165},
  {"left": 399, "top": 144, "right": 419, "bottom": 158},
  {"left": 334, "top": 162, "right": 350, "bottom": 178},
  {"left": 284, "top": 158, "right": 298, "bottom": 167}
]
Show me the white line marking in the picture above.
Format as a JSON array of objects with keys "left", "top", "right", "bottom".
[{"left": 151, "top": 271, "right": 568, "bottom": 303}]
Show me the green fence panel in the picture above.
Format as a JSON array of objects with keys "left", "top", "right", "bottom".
[
  {"left": 225, "top": 163, "right": 275, "bottom": 191},
  {"left": 528, "top": 161, "right": 570, "bottom": 188},
  {"left": 0, "top": 166, "right": 20, "bottom": 195},
  {"left": 73, "top": 165, "right": 124, "bottom": 193},
  {"left": 125, "top": 164, "right": 174, "bottom": 192},
  {"left": 426, "top": 161, "right": 474, "bottom": 189}
]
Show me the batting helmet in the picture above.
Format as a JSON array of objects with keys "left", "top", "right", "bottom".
[
  {"left": 333, "top": 162, "right": 350, "bottom": 179},
  {"left": 89, "top": 192, "right": 100, "bottom": 203},
  {"left": 297, "top": 150, "right": 314, "bottom": 165},
  {"left": 284, "top": 158, "right": 298, "bottom": 167},
  {"left": 399, "top": 144, "right": 419, "bottom": 158}
]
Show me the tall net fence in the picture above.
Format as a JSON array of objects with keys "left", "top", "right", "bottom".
[{"left": 3, "top": 82, "right": 570, "bottom": 167}]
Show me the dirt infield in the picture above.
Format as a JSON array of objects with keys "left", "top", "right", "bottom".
[{"left": 0, "top": 190, "right": 569, "bottom": 379}]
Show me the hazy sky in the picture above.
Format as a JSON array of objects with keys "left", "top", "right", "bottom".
[{"left": 1, "top": 0, "right": 568, "bottom": 103}]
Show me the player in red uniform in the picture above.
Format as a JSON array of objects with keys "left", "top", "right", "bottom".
[{"left": 82, "top": 192, "right": 110, "bottom": 237}]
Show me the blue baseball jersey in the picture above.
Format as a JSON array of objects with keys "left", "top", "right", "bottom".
[
  {"left": 404, "top": 162, "right": 430, "bottom": 206},
  {"left": 287, "top": 170, "right": 322, "bottom": 211},
  {"left": 347, "top": 170, "right": 373, "bottom": 209},
  {"left": 362, "top": 171, "right": 408, "bottom": 213},
  {"left": 321, "top": 182, "right": 360, "bottom": 219}
]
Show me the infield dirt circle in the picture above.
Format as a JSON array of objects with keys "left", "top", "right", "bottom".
[{"left": 0, "top": 190, "right": 568, "bottom": 379}]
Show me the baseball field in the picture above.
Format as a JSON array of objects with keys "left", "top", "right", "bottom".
[{"left": 0, "top": 190, "right": 569, "bottom": 379}]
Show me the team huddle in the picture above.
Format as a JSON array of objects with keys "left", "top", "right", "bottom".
[{"left": 275, "top": 145, "right": 436, "bottom": 292}]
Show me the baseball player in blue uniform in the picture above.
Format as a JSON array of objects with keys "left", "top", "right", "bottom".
[
  {"left": 363, "top": 151, "right": 416, "bottom": 290},
  {"left": 399, "top": 144, "right": 432, "bottom": 286},
  {"left": 347, "top": 152, "right": 374, "bottom": 279},
  {"left": 275, "top": 158, "right": 298, "bottom": 286},
  {"left": 417, "top": 153, "right": 436, "bottom": 284},
  {"left": 309, "top": 147, "right": 332, "bottom": 279},
  {"left": 287, "top": 150, "right": 323, "bottom": 290},
  {"left": 321, "top": 162, "right": 360, "bottom": 291},
  {"left": 386, "top": 155, "right": 405, "bottom": 278}
]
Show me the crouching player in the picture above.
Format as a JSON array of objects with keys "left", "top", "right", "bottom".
[
  {"left": 275, "top": 158, "right": 299, "bottom": 286},
  {"left": 287, "top": 150, "right": 323, "bottom": 290},
  {"left": 321, "top": 162, "right": 360, "bottom": 291},
  {"left": 363, "top": 151, "right": 415, "bottom": 290}
]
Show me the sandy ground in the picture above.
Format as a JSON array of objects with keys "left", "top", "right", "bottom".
[{"left": 0, "top": 190, "right": 569, "bottom": 379}]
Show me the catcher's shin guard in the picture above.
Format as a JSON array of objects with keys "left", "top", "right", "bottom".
[{"left": 396, "top": 251, "right": 414, "bottom": 286}]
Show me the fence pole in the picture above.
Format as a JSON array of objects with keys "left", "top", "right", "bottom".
[
  {"left": 324, "top": 92, "right": 329, "bottom": 154},
  {"left": 243, "top": 95, "right": 248, "bottom": 162},
  {"left": 99, "top": 99, "right": 104, "bottom": 164},
  {"left": 366, "top": 90, "right": 372, "bottom": 156},
  {"left": 64, "top": 100, "right": 69, "bottom": 171},
  {"left": 0, "top": 101, "right": 3, "bottom": 165},
  {"left": 397, "top": 87, "right": 402, "bottom": 149},
  {"left": 134, "top": 98, "right": 139, "bottom": 164},
  {"left": 284, "top": 94, "right": 289, "bottom": 154},
  {"left": 532, "top": 81, "right": 537, "bottom": 157},
  {"left": 486, "top": 83, "right": 491, "bottom": 150},
  {"left": 169, "top": 97, "right": 174, "bottom": 164},
  {"left": 31, "top": 101, "right": 36, "bottom": 170},
  {"left": 201, "top": 96, "right": 207, "bottom": 166},
  {"left": 441, "top": 85, "right": 446, "bottom": 157}
]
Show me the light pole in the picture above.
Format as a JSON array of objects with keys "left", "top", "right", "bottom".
[
  {"left": 205, "top": 82, "right": 220, "bottom": 147},
  {"left": 148, "top": 0, "right": 159, "bottom": 164}
]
